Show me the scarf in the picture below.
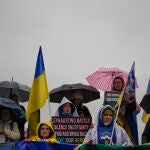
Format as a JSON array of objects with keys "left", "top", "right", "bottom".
[{"left": 58, "top": 110, "right": 73, "bottom": 117}]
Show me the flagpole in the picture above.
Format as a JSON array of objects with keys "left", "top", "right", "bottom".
[
  {"left": 9, "top": 76, "right": 14, "bottom": 97},
  {"left": 110, "top": 103, "right": 121, "bottom": 144},
  {"left": 110, "top": 86, "right": 126, "bottom": 144}
]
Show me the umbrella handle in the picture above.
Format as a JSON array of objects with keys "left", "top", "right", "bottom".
[{"left": 9, "top": 77, "right": 14, "bottom": 98}]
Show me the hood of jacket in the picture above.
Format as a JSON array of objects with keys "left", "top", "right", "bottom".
[
  {"left": 31, "top": 121, "right": 58, "bottom": 143},
  {"left": 55, "top": 97, "right": 78, "bottom": 117}
]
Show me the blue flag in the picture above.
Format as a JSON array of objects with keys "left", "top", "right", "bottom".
[
  {"left": 125, "top": 62, "right": 139, "bottom": 145},
  {"left": 115, "top": 62, "right": 139, "bottom": 145}
]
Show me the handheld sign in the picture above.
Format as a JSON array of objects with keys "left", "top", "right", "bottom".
[
  {"left": 52, "top": 116, "right": 92, "bottom": 144},
  {"left": 104, "top": 91, "right": 121, "bottom": 107}
]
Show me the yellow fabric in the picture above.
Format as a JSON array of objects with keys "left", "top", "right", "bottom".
[
  {"left": 114, "top": 86, "right": 126, "bottom": 110},
  {"left": 26, "top": 72, "right": 49, "bottom": 137},
  {"left": 74, "top": 144, "right": 82, "bottom": 150},
  {"left": 28, "top": 110, "right": 40, "bottom": 137},
  {"left": 142, "top": 111, "right": 150, "bottom": 124},
  {"left": 114, "top": 85, "right": 137, "bottom": 145},
  {"left": 30, "top": 121, "right": 58, "bottom": 143},
  {"left": 26, "top": 72, "right": 49, "bottom": 121}
]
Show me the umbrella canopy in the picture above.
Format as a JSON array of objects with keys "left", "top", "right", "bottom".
[
  {"left": 0, "top": 80, "right": 30, "bottom": 102},
  {"left": 140, "top": 94, "right": 150, "bottom": 113},
  {"left": 49, "top": 83, "right": 100, "bottom": 103},
  {"left": 86, "top": 67, "right": 138, "bottom": 91},
  {"left": 0, "top": 97, "right": 25, "bottom": 118}
]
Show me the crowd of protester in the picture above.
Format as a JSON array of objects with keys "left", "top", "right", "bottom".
[{"left": 0, "top": 76, "right": 150, "bottom": 147}]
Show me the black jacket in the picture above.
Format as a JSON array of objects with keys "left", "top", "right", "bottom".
[
  {"left": 76, "top": 103, "right": 92, "bottom": 118},
  {"left": 142, "top": 118, "right": 150, "bottom": 144}
]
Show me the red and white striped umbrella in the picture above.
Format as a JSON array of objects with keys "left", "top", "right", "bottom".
[{"left": 86, "top": 67, "right": 138, "bottom": 91}]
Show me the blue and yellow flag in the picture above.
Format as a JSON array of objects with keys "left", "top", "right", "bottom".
[
  {"left": 115, "top": 62, "right": 139, "bottom": 145},
  {"left": 142, "top": 78, "right": 150, "bottom": 124},
  {"left": 26, "top": 47, "right": 49, "bottom": 136}
]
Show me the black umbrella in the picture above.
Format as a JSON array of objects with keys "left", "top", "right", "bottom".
[
  {"left": 0, "top": 80, "right": 30, "bottom": 102},
  {"left": 49, "top": 83, "right": 100, "bottom": 103},
  {"left": 0, "top": 97, "right": 25, "bottom": 118},
  {"left": 140, "top": 94, "right": 150, "bottom": 113}
]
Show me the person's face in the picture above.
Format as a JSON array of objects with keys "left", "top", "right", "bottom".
[
  {"left": 113, "top": 78, "right": 123, "bottom": 92},
  {"left": 102, "top": 109, "right": 113, "bottom": 125},
  {"left": 12, "top": 95, "right": 19, "bottom": 104},
  {"left": 62, "top": 103, "right": 72, "bottom": 114},
  {"left": 39, "top": 124, "right": 51, "bottom": 139},
  {"left": 0, "top": 109, "right": 11, "bottom": 122},
  {"left": 73, "top": 98, "right": 82, "bottom": 105}
]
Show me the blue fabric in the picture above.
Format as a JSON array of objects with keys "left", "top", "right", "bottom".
[
  {"left": 126, "top": 62, "right": 135, "bottom": 92},
  {"left": 125, "top": 62, "right": 139, "bottom": 145},
  {"left": 58, "top": 110, "right": 74, "bottom": 117},
  {"left": 34, "top": 46, "right": 45, "bottom": 78},
  {"left": 11, "top": 141, "right": 77, "bottom": 150},
  {"left": 97, "top": 108, "right": 116, "bottom": 144},
  {"left": 58, "top": 103, "right": 75, "bottom": 117},
  {"left": 126, "top": 111, "right": 138, "bottom": 145},
  {"left": 0, "top": 143, "right": 15, "bottom": 150}
]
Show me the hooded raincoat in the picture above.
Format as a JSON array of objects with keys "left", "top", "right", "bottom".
[
  {"left": 30, "top": 121, "right": 58, "bottom": 143},
  {"left": 83, "top": 105, "right": 133, "bottom": 146},
  {"left": 55, "top": 97, "right": 78, "bottom": 117}
]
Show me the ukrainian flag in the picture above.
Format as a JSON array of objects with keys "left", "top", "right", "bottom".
[{"left": 26, "top": 46, "right": 49, "bottom": 136}]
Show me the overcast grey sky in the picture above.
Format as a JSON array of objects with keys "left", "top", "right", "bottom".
[{"left": 0, "top": 0, "right": 150, "bottom": 143}]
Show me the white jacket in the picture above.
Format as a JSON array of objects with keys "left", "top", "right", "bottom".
[
  {"left": 83, "top": 105, "right": 133, "bottom": 146},
  {"left": 55, "top": 97, "right": 78, "bottom": 117},
  {"left": 83, "top": 123, "right": 132, "bottom": 146}
]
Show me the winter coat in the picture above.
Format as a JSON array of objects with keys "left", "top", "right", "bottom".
[
  {"left": 15, "top": 105, "right": 26, "bottom": 140},
  {"left": 142, "top": 118, "right": 150, "bottom": 144},
  {"left": 0, "top": 120, "right": 20, "bottom": 143},
  {"left": 75, "top": 103, "right": 91, "bottom": 118}
]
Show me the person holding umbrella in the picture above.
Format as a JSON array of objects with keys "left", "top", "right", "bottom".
[
  {"left": 9, "top": 94, "right": 26, "bottom": 140},
  {"left": 0, "top": 107, "right": 20, "bottom": 143},
  {"left": 72, "top": 92, "right": 92, "bottom": 118},
  {"left": 112, "top": 76, "right": 141, "bottom": 114},
  {"left": 112, "top": 76, "right": 125, "bottom": 92}
]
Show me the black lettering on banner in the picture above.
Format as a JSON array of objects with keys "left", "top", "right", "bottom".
[{"left": 52, "top": 116, "right": 92, "bottom": 144}]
